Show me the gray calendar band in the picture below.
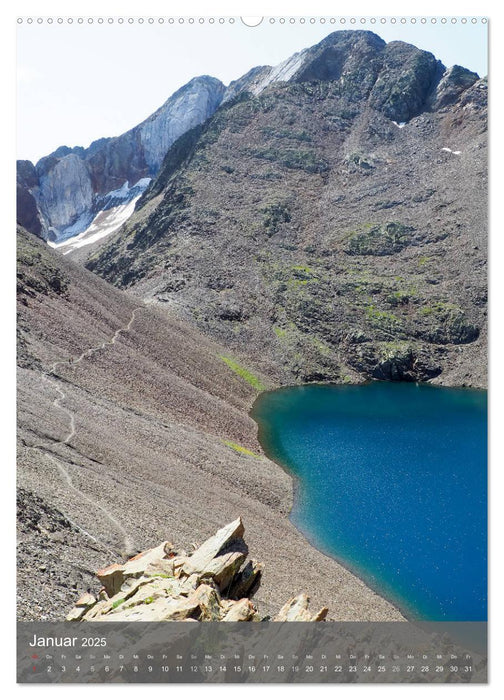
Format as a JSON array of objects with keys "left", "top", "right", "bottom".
[{"left": 17, "top": 621, "right": 487, "bottom": 683}]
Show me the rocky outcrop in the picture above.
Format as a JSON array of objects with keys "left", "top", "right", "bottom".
[
  {"left": 230, "top": 30, "right": 465, "bottom": 120},
  {"left": 222, "top": 65, "right": 273, "bottom": 103},
  {"left": 368, "top": 40, "right": 443, "bottom": 122},
  {"left": 430, "top": 64, "right": 480, "bottom": 110},
  {"left": 16, "top": 161, "right": 41, "bottom": 237},
  {"left": 66, "top": 518, "right": 328, "bottom": 622},
  {"left": 17, "top": 76, "right": 226, "bottom": 242},
  {"left": 17, "top": 225, "right": 70, "bottom": 306},
  {"left": 291, "top": 30, "right": 386, "bottom": 95}
]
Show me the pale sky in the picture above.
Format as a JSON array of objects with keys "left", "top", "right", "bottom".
[{"left": 17, "top": 17, "right": 488, "bottom": 164}]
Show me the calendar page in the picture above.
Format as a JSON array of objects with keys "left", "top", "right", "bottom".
[{"left": 16, "top": 14, "right": 488, "bottom": 684}]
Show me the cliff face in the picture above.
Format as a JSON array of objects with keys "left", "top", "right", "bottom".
[
  {"left": 37, "top": 154, "right": 94, "bottom": 233},
  {"left": 17, "top": 76, "right": 226, "bottom": 242},
  {"left": 85, "top": 30, "right": 487, "bottom": 388}
]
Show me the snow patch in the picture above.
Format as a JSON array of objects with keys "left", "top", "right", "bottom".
[
  {"left": 441, "top": 147, "right": 462, "bottom": 155},
  {"left": 97, "top": 178, "right": 151, "bottom": 211},
  {"left": 49, "top": 195, "right": 141, "bottom": 253},
  {"left": 392, "top": 121, "right": 407, "bottom": 129},
  {"left": 47, "top": 177, "right": 151, "bottom": 248},
  {"left": 100, "top": 178, "right": 151, "bottom": 205},
  {"left": 49, "top": 211, "right": 95, "bottom": 243}
]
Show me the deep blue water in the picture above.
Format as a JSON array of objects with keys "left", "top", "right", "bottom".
[{"left": 252, "top": 382, "right": 487, "bottom": 621}]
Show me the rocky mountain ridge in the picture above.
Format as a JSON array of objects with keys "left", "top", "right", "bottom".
[
  {"left": 84, "top": 30, "right": 487, "bottom": 387},
  {"left": 17, "top": 30, "right": 481, "bottom": 248},
  {"left": 17, "top": 75, "right": 226, "bottom": 242}
]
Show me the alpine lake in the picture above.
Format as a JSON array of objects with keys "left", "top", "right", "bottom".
[{"left": 252, "top": 381, "right": 487, "bottom": 621}]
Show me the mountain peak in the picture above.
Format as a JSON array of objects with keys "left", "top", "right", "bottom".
[
  {"left": 17, "top": 74, "right": 227, "bottom": 242},
  {"left": 314, "top": 28, "right": 386, "bottom": 48},
  {"left": 17, "top": 29, "right": 481, "bottom": 246}
]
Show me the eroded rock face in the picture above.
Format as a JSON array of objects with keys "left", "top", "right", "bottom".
[
  {"left": 37, "top": 154, "right": 94, "bottom": 235},
  {"left": 139, "top": 76, "right": 225, "bottom": 173},
  {"left": 17, "top": 76, "right": 226, "bottom": 242},
  {"left": 292, "top": 30, "right": 386, "bottom": 97},
  {"left": 66, "top": 518, "right": 328, "bottom": 622},
  {"left": 431, "top": 65, "right": 480, "bottom": 109},
  {"left": 369, "top": 40, "right": 444, "bottom": 122}
]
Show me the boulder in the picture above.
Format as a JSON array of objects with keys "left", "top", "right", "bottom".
[
  {"left": 96, "top": 541, "right": 171, "bottom": 596},
  {"left": 222, "top": 598, "right": 257, "bottom": 621},
  {"left": 66, "top": 592, "right": 96, "bottom": 621},
  {"left": 187, "top": 584, "right": 222, "bottom": 621},
  {"left": 102, "top": 596, "right": 200, "bottom": 622},
  {"left": 198, "top": 549, "right": 247, "bottom": 592},
  {"left": 181, "top": 517, "right": 245, "bottom": 579},
  {"left": 274, "top": 593, "right": 329, "bottom": 622}
]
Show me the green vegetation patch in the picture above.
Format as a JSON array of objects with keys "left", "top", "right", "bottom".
[
  {"left": 310, "top": 336, "right": 332, "bottom": 357},
  {"left": 291, "top": 264, "right": 315, "bottom": 277},
  {"left": 365, "top": 305, "right": 403, "bottom": 334},
  {"left": 248, "top": 146, "right": 330, "bottom": 174},
  {"left": 260, "top": 126, "right": 312, "bottom": 142},
  {"left": 286, "top": 265, "right": 321, "bottom": 291},
  {"left": 111, "top": 598, "right": 125, "bottom": 610},
  {"left": 378, "top": 341, "right": 413, "bottom": 361},
  {"left": 223, "top": 440, "right": 260, "bottom": 458},
  {"left": 344, "top": 222, "right": 414, "bottom": 256},
  {"left": 262, "top": 202, "right": 291, "bottom": 235},
  {"left": 420, "top": 301, "right": 461, "bottom": 316},
  {"left": 219, "top": 356, "right": 266, "bottom": 390},
  {"left": 417, "top": 302, "right": 479, "bottom": 344},
  {"left": 386, "top": 285, "right": 419, "bottom": 306}
]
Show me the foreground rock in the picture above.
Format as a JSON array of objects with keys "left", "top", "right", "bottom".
[{"left": 67, "top": 518, "right": 328, "bottom": 622}]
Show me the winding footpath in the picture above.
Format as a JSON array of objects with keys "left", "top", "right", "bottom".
[{"left": 33, "top": 307, "right": 142, "bottom": 557}]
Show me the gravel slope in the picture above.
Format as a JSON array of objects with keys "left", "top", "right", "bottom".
[{"left": 17, "top": 227, "right": 404, "bottom": 622}]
